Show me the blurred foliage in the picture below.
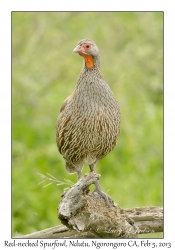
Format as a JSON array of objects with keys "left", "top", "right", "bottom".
[{"left": 12, "top": 12, "right": 163, "bottom": 238}]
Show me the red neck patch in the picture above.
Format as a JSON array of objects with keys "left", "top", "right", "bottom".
[{"left": 79, "top": 53, "right": 94, "bottom": 68}]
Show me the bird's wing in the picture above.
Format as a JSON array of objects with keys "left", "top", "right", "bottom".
[{"left": 56, "top": 93, "right": 73, "bottom": 153}]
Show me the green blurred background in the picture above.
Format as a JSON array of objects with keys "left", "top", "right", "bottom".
[{"left": 12, "top": 12, "right": 163, "bottom": 238}]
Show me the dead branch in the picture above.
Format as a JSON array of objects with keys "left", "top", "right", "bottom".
[{"left": 17, "top": 172, "right": 163, "bottom": 239}]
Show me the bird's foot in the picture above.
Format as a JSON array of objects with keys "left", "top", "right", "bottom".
[{"left": 92, "top": 180, "right": 111, "bottom": 207}]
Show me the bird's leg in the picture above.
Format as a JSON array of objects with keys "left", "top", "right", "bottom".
[
  {"left": 89, "top": 164, "right": 95, "bottom": 172},
  {"left": 89, "top": 164, "right": 110, "bottom": 207},
  {"left": 76, "top": 170, "right": 81, "bottom": 180}
]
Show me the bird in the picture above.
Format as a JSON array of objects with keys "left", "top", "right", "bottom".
[{"left": 56, "top": 38, "right": 120, "bottom": 205}]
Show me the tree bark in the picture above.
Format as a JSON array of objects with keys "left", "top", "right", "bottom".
[{"left": 17, "top": 172, "right": 163, "bottom": 239}]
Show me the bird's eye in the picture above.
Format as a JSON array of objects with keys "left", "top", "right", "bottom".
[{"left": 86, "top": 45, "right": 90, "bottom": 48}]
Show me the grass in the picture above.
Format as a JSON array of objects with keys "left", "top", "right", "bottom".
[{"left": 12, "top": 12, "right": 163, "bottom": 238}]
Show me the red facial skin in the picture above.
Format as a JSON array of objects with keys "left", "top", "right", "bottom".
[{"left": 73, "top": 43, "right": 94, "bottom": 68}]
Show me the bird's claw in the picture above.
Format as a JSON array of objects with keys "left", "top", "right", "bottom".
[{"left": 93, "top": 180, "right": 111, "bottom": 207}]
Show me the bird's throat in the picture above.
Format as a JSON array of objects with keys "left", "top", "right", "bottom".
[{"left": 79, "top": 53, "right": 94, "bottom": 68}]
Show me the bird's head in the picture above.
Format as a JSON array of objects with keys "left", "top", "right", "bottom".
[{"left": 73, "top": 39, "right": 99, "bottom": 69}]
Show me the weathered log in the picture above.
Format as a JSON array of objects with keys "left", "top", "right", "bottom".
[
  {"left": 17, "top": 172, "right": 163, "bottom": 239},
  {"left": 57, "top": 172, "right": 137, "bottom": 238}
]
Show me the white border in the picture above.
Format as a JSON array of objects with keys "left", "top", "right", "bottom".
[{"left": 0, "top": 0, "right": 175, "bottom": 248}]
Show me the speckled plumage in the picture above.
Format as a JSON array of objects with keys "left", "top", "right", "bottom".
[{"left": 56, "top": 39, "right": 120, "bottom": 179}]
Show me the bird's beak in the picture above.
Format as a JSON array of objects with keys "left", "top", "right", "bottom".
[{"left": 73, "top": 45, "right": 81, "bottom": 53}]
